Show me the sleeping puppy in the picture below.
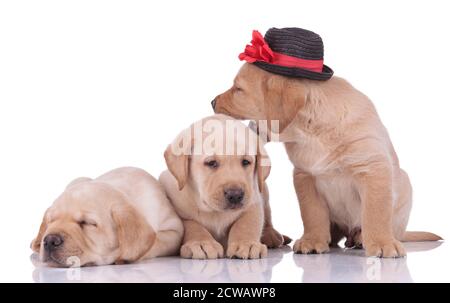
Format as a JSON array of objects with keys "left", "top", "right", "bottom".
[
  {"left": 159, "top": 114, "right": 285, "bottom": 259},
  {"left": 31, "top": 167, "right": 183, "bottom": 267},
  {"left": 213, "top": 63, "right": 441, "bottom": 258}
]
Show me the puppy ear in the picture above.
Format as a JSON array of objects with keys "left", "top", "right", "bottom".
[
  {"left": 111, "top": 202, "right": 156, "bottom": 263},
  {"left": 255, "top": 143, "right": 271, "bottom": 193},
  {"left": 31, "top": 209, "right": 49, "bottom": 252},
  {"left": 263, "top": 76, "right": 305, "bottom": 134},
  {"left": 164, "top": 133, "right": 192, "bottom": 190},
  {"left": 164, "top": 146, "right": 189, "bottom": 190}
]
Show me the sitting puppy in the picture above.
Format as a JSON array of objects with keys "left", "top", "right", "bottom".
[
  {"left": 160, "top": 114, "right": 284, "bottom": 259},
  {"left": 213, "top": 63, "right": 442, "bottom": 257},
  {"left": 31, "top": 167, "right": 183, "bottom": 267}
]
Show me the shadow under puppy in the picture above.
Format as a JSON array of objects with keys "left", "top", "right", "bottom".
[
  {"left": 160, "top": 114, "right": 288, "bottom": 259},
  {"left": 31, "top": 167, "right": 183, "bottom": 267}
]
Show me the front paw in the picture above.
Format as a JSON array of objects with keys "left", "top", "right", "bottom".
[
  {"left": 227, "top": 241, "right": 268, "bottom": 259},
  {"left": 180, "top": 240, "right": 224, "bottom": 259},
  {"left": 293, "top": 236, "right": 330, "bottom": 254},
  {"left": 364, "top": 238, "right": 406, "bottom": 258}
]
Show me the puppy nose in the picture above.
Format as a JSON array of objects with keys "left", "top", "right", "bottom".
[
  {"left": 44, "top": 234, "right": 63, "bottom": 251},
  {"left": 224, "top": 188, "right": 244, "bottom": 205},
  {"left": 211, "top": 98, "right": 216, "bottom": 109}
]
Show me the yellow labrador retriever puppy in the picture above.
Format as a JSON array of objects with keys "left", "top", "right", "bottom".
[
  {"left": 213, "top": 63, "right": 441, "bottom": 258},
  {"left": 31, "top": 167, "right": 183, "bottom": 267},
  {"left": 160, "top": 114, "right": 284, "bottom": 259}
]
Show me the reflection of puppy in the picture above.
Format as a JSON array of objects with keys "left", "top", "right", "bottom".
[
  {"left": 160, "top": 114, "right": 285, "bottom": 260},
  {"left": 179, "top": 247, "right": 289, "bottom": 283},
  {"left": 31, "top": 167, "right": 183, "bottom": 267},
  {"left": 32, "top": 256, "right": 184, "bottom": 283},
  {"left": 213, "top": 63, "right": 442, "bottom": 257},
  {"left": 225, "top": 246, "right": 289, "bottom": 282},
  {"left": 293, "top": 248, "right": 413, "bottom": 283},
  {"left": 32, "top": 248, "right": 291, "bottom": 283}
]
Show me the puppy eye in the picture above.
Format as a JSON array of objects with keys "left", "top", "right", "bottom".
[
  {"left": 204, "top": 160, "right": 219, "bottom": 169},
  {"left": 234, "top": 86, "right": 243, "bottom": 93},
  {"left": 78, "top": 220, "right": 97, "bottom": 228},
  {"left": 242, "top": 159, "right": 251, "bottom": 167}
]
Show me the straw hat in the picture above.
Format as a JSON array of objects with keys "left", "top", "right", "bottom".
[{"left": 239, "top": 27, "right": 333, "bottom": 80}]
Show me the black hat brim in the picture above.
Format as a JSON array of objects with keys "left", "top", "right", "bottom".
[{"left": 253, "top": 61, "right": 333, "bottom": 80}]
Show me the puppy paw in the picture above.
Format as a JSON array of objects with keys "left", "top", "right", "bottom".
[
  {"left": 261, "top": 227, "right": 284, "bottom": 248},
  {"left": 180, "top": 240, "right": 224, "bottom": 259},
  {"left": 227, "top": 241, "right": 268, "bottom": 259},
  {"left": 293, "top": 236, "right": 330, "bottom": 254},
  {"left": 364, "top": 238, "right": 406, "bottom": 258}
]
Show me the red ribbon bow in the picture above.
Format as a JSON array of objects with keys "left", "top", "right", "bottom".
[
  {"left": 238, "top": 30, "right": 274, "bottom": 63},
  {"left": 238, "top": 30, "right": 324, "bottom": 73}
]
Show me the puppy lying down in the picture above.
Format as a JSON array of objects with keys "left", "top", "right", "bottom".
[
  {"left": 160, "top": 114, "right": 285, "bottom": 259},
  {"left": 31, "top": 167, "right": 183, "bottom": 267}
]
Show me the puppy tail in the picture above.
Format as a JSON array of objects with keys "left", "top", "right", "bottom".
[{"left": 402, "top": 231, "right": 443, "bottom": 242}]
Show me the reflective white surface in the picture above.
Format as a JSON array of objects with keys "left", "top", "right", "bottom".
[{"left": 30, "top": 241, "right": 447, "bottom": 283}]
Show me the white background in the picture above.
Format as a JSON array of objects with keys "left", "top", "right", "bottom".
[{"left": 0, "top": 0, "right": 449, "bottom": 282}]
